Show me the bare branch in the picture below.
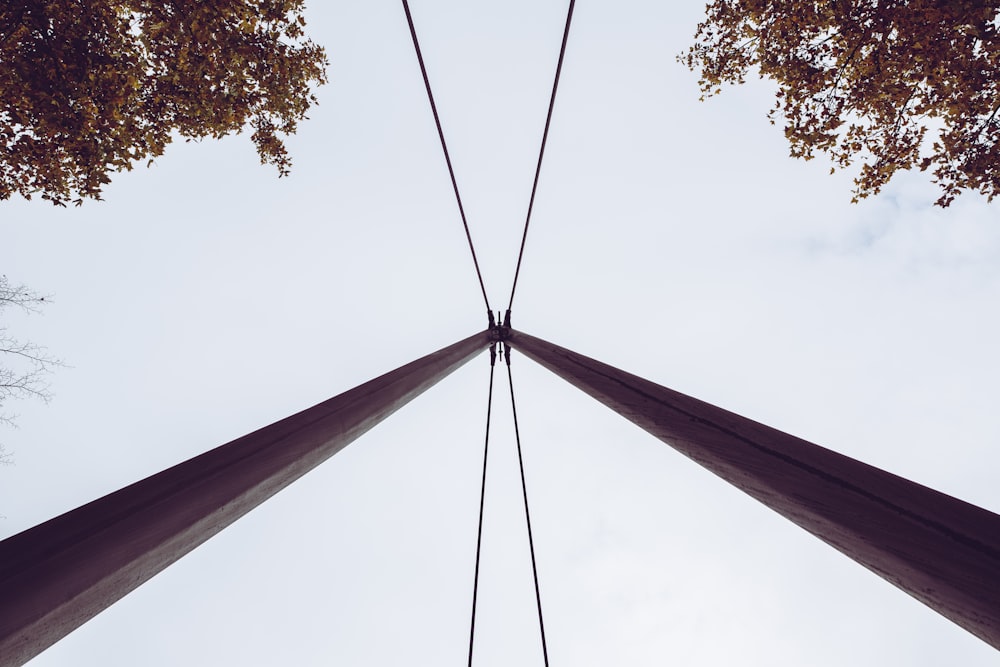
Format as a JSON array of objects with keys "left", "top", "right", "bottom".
[
  {"left": 0, "top": 275, "right": 51, "bottom": 314},
  {"left": 0, "top": 333, "right": 61, "bottom": 367},
  {"left": 0, "top": 275, "right": 63, "bottom": 456}
]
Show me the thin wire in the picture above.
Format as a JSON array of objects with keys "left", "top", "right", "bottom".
[
  {"left": 505, "top": 352, "right": 551, "bottom": 667},
  {"left": 400, "top": 0, "right": 492, "bottom": 313},
  {"left": 467, "top": 348, "right": 497, "bottom": 667},
  {"left": 507, "top": 0, "right": 577, "bottom": 313}
]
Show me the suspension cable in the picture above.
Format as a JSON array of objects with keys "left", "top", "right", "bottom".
[
  {"left": 505, "top": 345, "right": 551, "bottom": 667},
  {"left": 400, "top": 0, "right": 492, "bottom": 314},
  {"left": 506, "top": 0, "right": 577, "bottom": 314},
  {"left": 467, "top": 344, "right": 498, "bottom": 666}
]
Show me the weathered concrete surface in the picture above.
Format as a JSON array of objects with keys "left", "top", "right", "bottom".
[
  {"left": 507, "top": 328, "right": 1000, "bottom": 650},
  {"left": 0, "top": 330, "right": 491, "bottom": 667}
]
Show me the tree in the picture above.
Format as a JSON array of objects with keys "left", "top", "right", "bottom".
[
  {"left": 0, "top": 275, "right": 61, "bottom": 463},
  {"left": 1, "top": 0, "right": 328, "bottom": 206},
  {"left": 680, "top": 0, "right": 1000, "bottom": 207}
]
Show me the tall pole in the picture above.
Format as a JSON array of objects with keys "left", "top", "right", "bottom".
[
  {"left": 505, "top": 328, "right": 1000, "bottom": 649},
  {"left": 0, "top": 329, "right": 492, "bottom": 667}
]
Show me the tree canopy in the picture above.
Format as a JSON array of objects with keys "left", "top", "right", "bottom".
[
  {"left": 681, "top": 0, "right": 1000, "bottom": 206},
  {"left": 1, "top": 0, "right": 328, "bottom": 205}
]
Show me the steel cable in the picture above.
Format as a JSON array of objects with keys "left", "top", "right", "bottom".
[
  {"left": 505, "top": 348, "right": 551, "bottom": 667},
  {"left": 401, "top": 0, "right": 492, "bottom": 314},
  {"left": 467, "top": 345, "right": 497, "bottom": 666},
  {"left": 506, "top": 0, "right": 577, "bottom": 314}
]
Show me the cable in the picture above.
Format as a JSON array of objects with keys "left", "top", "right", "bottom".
[
  {"left": 505, "top": 347, "right": 551, "bottom": 667},
  {"left": 467, "top": 344, "right": 497, "bottom": 667},
  {"left": 507, "top": 0, "right": 577, "bottom": 314},
  {"left": 400, "top": 0, "right": 492, "bottom": 314}
]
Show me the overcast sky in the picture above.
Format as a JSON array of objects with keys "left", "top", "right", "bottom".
[{"left": 3, "top": 1, "right": 1000, "bottom": 665}]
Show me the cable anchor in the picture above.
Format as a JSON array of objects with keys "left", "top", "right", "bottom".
[{"left": 488, "top": 310, "right": 510, "bottom": 344}]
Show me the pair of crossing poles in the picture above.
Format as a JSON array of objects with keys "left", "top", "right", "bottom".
[{"left": 1, "top": 324, "right": 999, "bottom": 665}]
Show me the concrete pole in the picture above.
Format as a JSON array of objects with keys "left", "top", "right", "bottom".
[
  {"left": 0, "top": 330, "right": 492, "bottom": 667},
  {"left": 505, "top": 328, "right": 1000, "bottom": 649}
]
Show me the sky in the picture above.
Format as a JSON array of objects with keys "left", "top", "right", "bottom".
[{"left": 2, "top": 0, "right": 1000, "bottom": 665}]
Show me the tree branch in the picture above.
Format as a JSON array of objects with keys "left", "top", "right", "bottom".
[
  {"left": 0, "top": 275, "right": 51, "bottom": 313},
  {"left": 0, "top": 275, "right": 62, "bottom": 457}
]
